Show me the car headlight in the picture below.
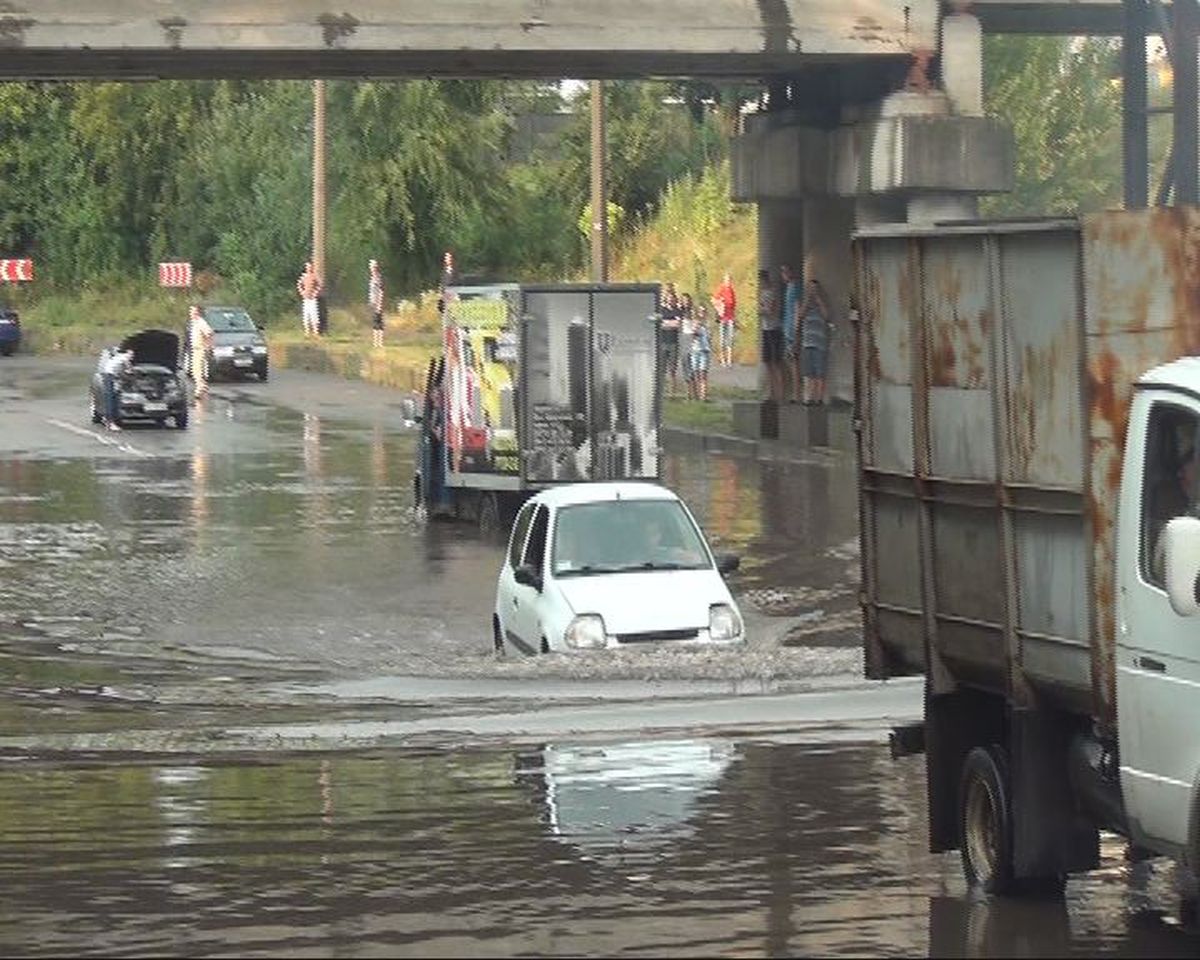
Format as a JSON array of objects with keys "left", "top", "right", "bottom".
[
  {"left": 709, "top": 604, "right": 741, "bottom": 641},
  {"left": 252, "top": 344, "right": 268, "bottom": 354},
  {"left": 564, "top": 614, "right": 607, "bottom": 649},
  {"left": 213, "top": 345, "right": 234, "bottom": 358}
]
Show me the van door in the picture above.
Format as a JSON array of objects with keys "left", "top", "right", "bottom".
[
  {"left": 1117, "top": 391, "right": 1200, "bottom": 852},
  {"left": 508, "top": 504, "right": 550, "bottom": 653}
]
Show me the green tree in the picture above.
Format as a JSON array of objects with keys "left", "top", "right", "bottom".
[{"left": 983, "top": 36, "right": 1122, "bottom": 216}]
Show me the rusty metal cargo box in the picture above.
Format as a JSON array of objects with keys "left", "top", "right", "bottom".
[{"left": 853, "top": 208, "right": 1200, "bottom": 724}]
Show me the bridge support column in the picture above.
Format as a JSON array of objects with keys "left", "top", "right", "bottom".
[{"left": 730, "top": 12, "right": 1013, "bottom": 447}]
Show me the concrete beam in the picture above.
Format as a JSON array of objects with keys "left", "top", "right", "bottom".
[
  {"left": 732, "top": 109, "right": 1013, "bottom": 202},
  {"left": 969, "top": 0, "right": 1172, "bottom": 35},
  {"left": 0, "top": 0, "right": 938, "bottom": 80}
]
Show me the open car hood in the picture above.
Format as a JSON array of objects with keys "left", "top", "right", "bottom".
[{"left": 120, "top": 329, "right": 179, "bottom": 371}]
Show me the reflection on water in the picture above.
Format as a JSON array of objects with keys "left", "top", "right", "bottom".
[
  {"left": 515, "top": 739, "right": 735, "bottom": 863},
  {"left": 0, "top": 739, "right": 1194, "bottom": 957}
]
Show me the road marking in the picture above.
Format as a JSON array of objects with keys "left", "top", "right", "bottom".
[{"left": 47, "top": 418, "right": 152, "bottom": 458}]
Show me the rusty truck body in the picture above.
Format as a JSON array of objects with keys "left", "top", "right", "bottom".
[{"left": 854, "top": 208, "right": 1200, "bottom": 899}]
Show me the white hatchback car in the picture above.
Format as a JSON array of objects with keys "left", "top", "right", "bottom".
[{"left": 493, "top": 482, "right": 743, "bottom": 654}]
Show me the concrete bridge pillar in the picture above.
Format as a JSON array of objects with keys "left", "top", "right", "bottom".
[{"left": 730, "top": 9, "right": 1012, "bottom": 446}]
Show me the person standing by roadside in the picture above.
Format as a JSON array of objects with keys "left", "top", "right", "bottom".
[
  {"left": 189, "top": 305, "right": 214, "bottom": 404},
  {"left": 368, "top": 259, "right": 385, "bottom": 349},
  {"left": 798, "top": 275, "right": 832, "bottom": 405},
  {"left": 779, "top": 264, "right": 801, "bottom": 402},
  {"left": 757, "top": 268, "right": 784, "bottom": 402},
  {"left": 690, "top": 303, "right": 712, "bottom": 401},
  {"left": 660, "top": 283, "right": 681, "bottom": 396},
  {"left": 102, "top": 346, "right": 133, "bottom": 431},
  {"left": 297, "top": 261, "right": 321, "bottom": 338},
  {"left": 678, "top": 292, "right": 696, "bottom": 399},
  {"left": 713, "top": 271, "right": 737, "bottom": 367}
]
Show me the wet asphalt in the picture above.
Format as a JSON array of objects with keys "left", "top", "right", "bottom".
[{"left": 1, "top": 354, "right": 1196, "bottom": 955}]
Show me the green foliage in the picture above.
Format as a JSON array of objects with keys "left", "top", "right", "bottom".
[
  {"left": 576, "top": 200, "right": 626, "bottom": 244},
  {"left": 982, "top": 36, "right": 1122, "bottom": 216},
  {"left": 0, "top": 77, "right": 724, "bottom": 329}
]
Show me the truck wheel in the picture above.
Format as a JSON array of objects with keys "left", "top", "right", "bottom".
[
  {"left": 960, "top": 745, "right": 1016, "bottom": 895},
  {"left": 479, "top": 492, "right": 500, "bottom": 538},
  {"left": 493, "top": 615, "right": 505, "bottom": 655}
]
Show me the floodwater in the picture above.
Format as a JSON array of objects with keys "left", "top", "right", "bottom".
[
  {"left": 0, "top": 356, "right": 863, "bottom": 745},
  {"left": 1, "top": 357, "right": 1196, "bottom": 955},
  {"left": 1, "top": 739, "right": 1196, "bottom": 957}
]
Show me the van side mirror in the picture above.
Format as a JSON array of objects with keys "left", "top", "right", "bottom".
[
  {"left": 1164, "top": 515, "right": 1200, "bottom": 615},
  {"left": 514, "top": 563, "right": 542, "bottom": 591},
  {"left": 716, "top": 552, "right": 740, "bottom": 575}
]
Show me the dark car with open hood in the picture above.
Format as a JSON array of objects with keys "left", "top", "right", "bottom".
[{"left": 89, "top": 329, "right": 188, "bottom": 429}]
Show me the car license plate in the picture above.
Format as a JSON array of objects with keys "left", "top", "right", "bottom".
[
  {"left": 234, "top": 357, "right": 252, "bottom": 367},
  {"left": 144, "top": 402, "right": 167, "bottom": 413}
]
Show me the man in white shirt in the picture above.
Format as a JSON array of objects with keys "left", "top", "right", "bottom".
[
  {"left": 189, "top": 305, "right": 213, "bottom": 402},
  {"left": 102, "top": 348, "right": 133, "bottom": 431}
]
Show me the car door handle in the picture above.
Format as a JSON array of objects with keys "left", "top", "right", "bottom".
[
  {"left": 512, "top": 597, "right": 519, "bottom": 608},
  {"left": 1136, "top": 656, "right": 1167, "bottom": 673}
]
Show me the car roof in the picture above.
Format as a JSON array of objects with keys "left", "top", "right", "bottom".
[{"left": 531, "top": 482, "right": 679, "bottom": 509}]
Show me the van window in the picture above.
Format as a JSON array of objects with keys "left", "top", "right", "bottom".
[
  {"left": 509, "top": 502, "right": 534, "bottom": 569},
  {"left": 523, "top": 505, "right": 550, "bottom": 572},
  {"left": 1141, "top": 402, "right": 1200, "bottom": 586}
]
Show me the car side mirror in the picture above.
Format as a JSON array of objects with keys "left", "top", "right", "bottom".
[
  {"left": 1164, "top": 515, "right": 1200, "bottom": 616},
  {"left": 716, "top": 552, "right": 740, "bottom": 575},
  {"left": 514, "top": 563, "right": 542, "bottom": 591}
]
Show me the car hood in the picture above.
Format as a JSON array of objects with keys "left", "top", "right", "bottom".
[
  {"left": 211, "top": 331, "right": 262, "bottom": 346},
  {"left": 120, "top": 329, "right": 179, "bottom": 371},
  {"left": 552, "top": 568, "right": 734, "bottom": 635}
]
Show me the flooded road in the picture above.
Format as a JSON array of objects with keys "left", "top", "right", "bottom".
[
  {"left": 2, "top": 738, "right": 1196, "bottom": 957},
  {"left": 0, "top": 356, "right": 865, "bottom": 747},
  {"left": 2, "top": 356, "right": 1196, "bottom": 955}
]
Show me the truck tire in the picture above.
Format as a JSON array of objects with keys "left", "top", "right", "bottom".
[{"left": 960, "top": 745, "right": 1016, "bottom": 895}]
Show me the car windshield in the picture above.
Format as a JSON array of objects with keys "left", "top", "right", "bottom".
[
  {"left": 551, "top": 499, "right": 711, "bottom": 577},
  {"left": 204, "top": 308, "right": 257, "bottom": 333}
]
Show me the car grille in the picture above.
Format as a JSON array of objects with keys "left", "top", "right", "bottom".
[{"left": 615, "top": 628, "right": 700, "bottom": 644}]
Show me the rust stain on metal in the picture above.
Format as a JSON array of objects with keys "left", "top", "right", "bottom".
[
  {"left": 318, "top": 12, "right": 360, "bottom": 48},
  {"left": 860, "top": 266, "right": 883, "bottom": 381},
  {"left": 929, "top": 322, "right": 956, "bottom": 387},
  {"left": 0, "top": 12, "right": 33, "bottom": 49},
  {"left": 160, "top": 17, "right": 186, "bottom": 50}
]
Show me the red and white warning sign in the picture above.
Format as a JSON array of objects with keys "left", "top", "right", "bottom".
[
  {"left": 0, "top": 259, "right": 33, "bottom": 282},
  {"left": 158, "top": 261, "right": 192, "bottom": 288}
]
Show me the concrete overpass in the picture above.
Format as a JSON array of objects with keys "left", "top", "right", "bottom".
[{"left": 0, "top": 1, "right": 938, "bottom": 80}]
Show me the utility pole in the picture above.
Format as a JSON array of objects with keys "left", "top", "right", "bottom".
[
  {"left": 312, "top": 79, "right": 327, "bottom": 285},
  {"left": 590, "top": 79, "right": 608, "bottom": 282}
]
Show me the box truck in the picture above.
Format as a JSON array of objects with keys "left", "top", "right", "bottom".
[
  {"left": 854, "top": 209, "right": 1200, "bottom": 902},
  {"left": 415, "top": 282, "right": 662, "bottom": 533}
]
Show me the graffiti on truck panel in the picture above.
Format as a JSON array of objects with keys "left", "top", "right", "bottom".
[{"left": 444, "top": 290, "right": 519, "bottom": 475}]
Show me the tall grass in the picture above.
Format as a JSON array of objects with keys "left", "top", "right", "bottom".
[{"left": 612, "top": 160, "right": 759, "bottom": 364}]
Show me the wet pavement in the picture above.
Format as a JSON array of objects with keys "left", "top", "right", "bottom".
[
  {"left": 2, "top": 739, "right": 1197, "bottom": 957},
  {"left": 1, "top": 355, "right": 1197, "bottom": 955}
]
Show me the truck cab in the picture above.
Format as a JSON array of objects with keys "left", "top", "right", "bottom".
[{"left": 1117, "top": 361, "right": 1200, "bottom": 864}]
